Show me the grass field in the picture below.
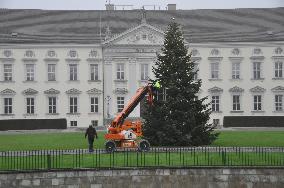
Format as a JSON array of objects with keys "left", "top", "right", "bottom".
[
  {"left": 1, "top": 131, "right": 284, "bottom": 151},
  {"left": 0, "top": 132, "right": 105, "bottom": 151},
  {"left": 211, "top": 131, "right": 284, "bottom": 147}
]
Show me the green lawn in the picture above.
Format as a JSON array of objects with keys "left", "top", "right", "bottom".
[
  {"left": 211, "top": 131, "right": 284, "bottom": 147},
  {"left": 0, "top": 132, "right": 106, "bottom": 151},
  {"left": 0, "top": 131, "right": 284, "bottom": 151}
]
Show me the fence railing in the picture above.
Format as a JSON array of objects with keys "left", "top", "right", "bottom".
[{"left": 1, "top": 147, "right": 284, "bottom": 171}]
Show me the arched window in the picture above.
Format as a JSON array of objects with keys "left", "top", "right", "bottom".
[
  {"left": 275, "top": 47, "right": 283, "bottom": 54},
  {"left": 68, "top": 50, "right": 78, "bottom": 58},
  {"left": 3, "top": 50, "right": 12, "bottom": 57},
  {"left": 253, "top": 48, "right": 262, "bottom": 55},
  {"left": 89, "top": 50, "right": 97, "bottom": 57},
  {"left": 47, "top": 50, "right": 56, "bottom": 57},
  {"left": 231, "top": 48, "right": 240, "bottom": 55},
  {"left": 25, "top": 50, "right": 35, "bottom": 57},
  {"left": 210, "top": 49, "right": 220, "bottom": 56}
]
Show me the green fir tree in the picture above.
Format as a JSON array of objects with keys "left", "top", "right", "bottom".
[{"left": 143, "top": 22, "right": 218, "bottom": 146}]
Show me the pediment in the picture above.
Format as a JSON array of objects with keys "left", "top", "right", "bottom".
[
  {"left": 66, "top": 88, "right": 82, "bottom": 95},
  {"left": 271, "top": 86, "right": 284, "bottom": 92},
  {"left": 22, "top": 88, "right": 38, "bottom": 95},
  {"left": 44, "top": 88, "right": 60, "bottom": 95},
  {"left": 229, "top": 86, "right": 244, "bottom": 93},
  {"left": 0, "top": 88, "right": 16, "bottom": 95},
  {"left": 250, "top": 86, "right": 266, "bottom": 93},
  {"left": 114, "top": 88, "right": 128, "bottom": 94},
  {"left": 87, "top": 88, "right": 102, "bottom": 95},
  {"left": 208, "top": 86, "right": 223, "bottom": 93},
  {"left": 103, "top": 23, "right": 164, "bottom": 46}
]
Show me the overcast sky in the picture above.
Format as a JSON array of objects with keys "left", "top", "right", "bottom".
[{"left": 0, "top": 0, "right": 283, "bottom": 10}]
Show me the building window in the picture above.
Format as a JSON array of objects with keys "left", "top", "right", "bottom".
[
  {"left": 191, "top": 49, "right": 199, "bottom": 56},
  {"left": 275, "top": 95, "right": 283, "bottom": 111},
  {"left": 232, "top": 62, "right": 240, "bottom": 79},
  {"left": 213, "top": 119, "right": 220, "bottom": 127},
  {"left": 275, "top": 61, "right": 283, "bottom": 78},
  {"left": 3, "top": 64, "right": 12, "bottom": 81},
  {"left": 70, "top": 97, "right": 78, "bottom": 113},
  {"left": 116, "top": 64, "right": 124, "bottom": 80},
  {"left": 69, "top": 50, "right": 77, "bottom": 58},
  {"left": 26, "top": 64, "right": 35, "bottom": 81},
  {"left": 156, "top": 88, "right": 167, "bottom": 101},
  {"left": 253, "top": 62, "right": 261, "bottom": 79},
  {"left": 253, "top": 48, "right": 262, "bottom": 55},
  {"left": 3, "top": 50, "right": 12, "bottom": 57},
  {"left": 275, "top": 47, "right": 283, "bottom": 54},
  {"left": 48, "top": 97, "right": 56, "bottom": 114},
  {"left": 140, "top": 64, "right": 148, "bottom": 80},
  {"left": 211, "top": 96, "right": 220, "bottom": 112},
  {"left": 91, "top": 120, "right": 98, "bottom": 127},
  {"left": 89, "top": 50, "right": 97, "bottom": 57},
  {"left": 48, "top": 64, "right": 56, "bottom": 81},
  {"left": 90, "top": 64, "right": 99, "bottom": 81},
  {"left": 193, "top": 63, "right": 198, "bottom": 80},
  {"left": 4, "top": 98, "right": 12, "bottom": 114},
  {"left": 26, "top": 97, "right": 35, "bottom": 114},
  {"left": 210, "top": 63, "right": 219, "bottom": 79},
  {"left": 232, "top": 95, "right": 240, "bottom": 111},
  {"left": 70, "top": 121, "right": 77, "bottom": 127},
  {"left": 91, "top": 97, "right": 98, "bottom": 113},
  {"left": 142, "top": 34, "right": 147, "bottom": 40},
  {"left": 211, "top": 49, "right": 220, "bottom": 56},
  {"left": 253, "top": 95, "right": 262, "bottom": 111},
  {"left": 117, "top": 97, "right": 124, "bottom": 112},
  {"left": 232, "top": 48, "right": 240, "bottom": 56},
  {"left": 47, "top": 50, "right": 56, "bottom": 57},
  {"left": 25, "top": 50, "right": 34, "bottom": 57},
  {"left": 69, "top": 64, "right": 78, "bottom": 81}
]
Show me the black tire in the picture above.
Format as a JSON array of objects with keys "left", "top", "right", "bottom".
[
  {"left": 105, "top": 141, "right": 116, "bottom": 153},
  {"left": 138, "top": 139, "right": 150, "bottom": 152}
]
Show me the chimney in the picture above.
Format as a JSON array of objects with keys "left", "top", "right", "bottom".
[
  {"left": 105, "top": 4, "right": 115, "bottom": 10},
  {"left": 167, "top": 4, "right": 176, "bottom": 11}
]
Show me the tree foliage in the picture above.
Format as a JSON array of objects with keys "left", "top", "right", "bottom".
[{"left": 143, "top": 22, "right": 218, "bottom": 146}]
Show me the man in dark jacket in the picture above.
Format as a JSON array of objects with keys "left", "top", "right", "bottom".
[{"left": 85, "top": 125, "right": 98, "bottom": 152}]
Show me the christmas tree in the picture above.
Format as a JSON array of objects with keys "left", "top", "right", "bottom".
[{"left": 143, "top": 22, "right": 218, "bottom": 146}]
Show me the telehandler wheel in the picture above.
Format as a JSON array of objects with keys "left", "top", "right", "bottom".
[
  {"left": 105, "top": 141, "right": 116, "bottom": 153},
  {"left": 138, "top": 139, "right": 150, "bottom": 152}
]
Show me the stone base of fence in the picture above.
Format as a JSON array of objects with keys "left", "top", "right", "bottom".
[{"left": 0, "top": 167, "right": 284, "bottom": 188}]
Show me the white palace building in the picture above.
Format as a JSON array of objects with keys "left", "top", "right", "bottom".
[{"left": 0, "top": 5, "right": 284, "bottom": 128}]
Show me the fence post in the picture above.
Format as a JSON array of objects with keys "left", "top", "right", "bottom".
[
  {"left": 47, "top": 154, "right": 51, "bottom": 170},
  {"left": 222, "top": 151, "right": 226, "bottom": 166}
]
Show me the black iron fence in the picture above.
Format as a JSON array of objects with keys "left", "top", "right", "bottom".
[{"left": 1, "top": 147, "right": 284, "bottom": 171}]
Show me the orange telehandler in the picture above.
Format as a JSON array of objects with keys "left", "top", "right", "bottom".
[{"left": 104, "top": 83, "right": 156, "bottom": 153}]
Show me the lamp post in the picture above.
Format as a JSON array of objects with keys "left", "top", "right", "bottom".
[{"left": 105, "top": 95, "right": 111, "bottom": 118}]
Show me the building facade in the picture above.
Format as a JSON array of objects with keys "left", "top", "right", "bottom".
[
  {"left": 0, "top": 46, "right": 104, "bottom": 127},
  {"left": 190, "top": 43, "right": 284, "bottom": 127},
  {"left": 0, "top": 7, "right": 283, "bottom": 128}
]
